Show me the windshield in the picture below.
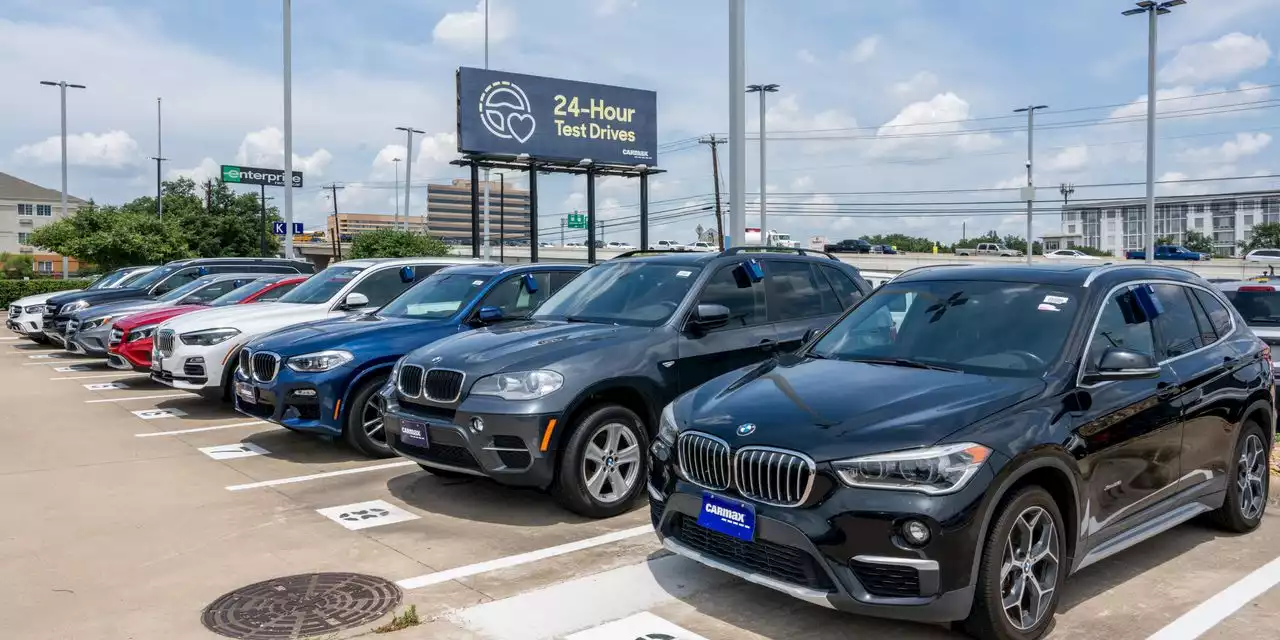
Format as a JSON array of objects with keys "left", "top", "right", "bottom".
[
  {"left": 380, "top": 273, "right": 493, "bottom": 319},
  {"left": 533, "top": 261, "right": 701, "bottom": 326},
  {"left": 1223, "top": 288, "right": 1280, "bottom": 326},
  {"left": 277, "top": 266, "right": 363, "bottom": 304},
  {"left": 115, "top": 269, "right": 154, "bottom": 288},
  {"left": 809, "top": 280, "right": 1081, "bottom": 377},
  {"left": 88, "top": 268, "right": 134, "bottom": 290},
  {"left": 127, "top": 265, "right": 179, "bottom": 290},
  {"left": 209, "top": 279, "right": 273, "bottom": 306},
  {"left": 156, "top": 277, "right": 215, "bottom": 303}
]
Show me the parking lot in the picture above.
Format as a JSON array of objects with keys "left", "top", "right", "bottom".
[{"left": 2, "top": 335, "right": 1279, "bottom": 640}]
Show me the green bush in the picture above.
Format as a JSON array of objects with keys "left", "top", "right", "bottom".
[
  {"left": 348, "top": 229, "right": 451, "bottom": 259},
  {"left": 0, "top": 279, "right": 93, "bottom": 308}
]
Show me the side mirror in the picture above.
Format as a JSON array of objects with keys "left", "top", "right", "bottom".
[
  {"left": 801, "top": 327, "right": 818, "bottom": 345},
  {"left": 476, "top": 306, "right": 503, "bottom": 324},
  {"left": 197, "top": 266, "right": 209, "bottom": 276},
  {"left": 343, "top": 292, "right": 369, "bottom": 310},
  {"left": 399, "top": 266, "right": 415, "bottom": 283},
  {"left": 689, "top": 303, "right": 730, "bottom": 331},
  {"left": 1082, "top": 347, "right": 1160, "bottom": 384}
]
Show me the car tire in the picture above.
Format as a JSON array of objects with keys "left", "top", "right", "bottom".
[
  {"left": 1210, "top": 420, "right": 1269, "bottom": 533},
  {"left": 552, "top": 404, "right": 649, "bottom": 519},
  {"left": 963, "top": 486, "right": 1065, "bottom": 640},
  {"left": 343, "top": 375, "right": 395, "bottom": 459}
]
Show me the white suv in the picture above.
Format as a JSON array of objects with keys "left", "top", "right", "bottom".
[
  {"left": 686, "top": 241, "right": 716, "bottom": 252},
  {"left": 151, "top": 257, "right": 478, "bottom": 396}
]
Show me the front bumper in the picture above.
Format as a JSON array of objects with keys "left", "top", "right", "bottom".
[
  {"left": 647, "top": 445, "right": 992, "bottom": 624},
  {"left": 152, "top": 341, "right": 235, "bottom": 390},
  {"left": 383, "top": 393, "right": 560, "bottom": 488},
  {"left": 233, "top": 368, "right": 348, "bottom": 436},
  {"left": 42, "top": 317, "right": 69, "bottom": 345},
  {"left": 7, "top": 312, "right": 42, "bottom": 336},
  {"left": 65, "top": 325, "right": 113, "bottom": 356},
  {"left": 111, "top": 336, "right": 154, "bottom": 370}
]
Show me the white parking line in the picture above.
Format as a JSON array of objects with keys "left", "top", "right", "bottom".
[
  {"left": 23, "top": 359, "right": 100, "bottom": 366},
  {"left": 1146, "top": 554, "right": 1280, "bottom": 640},
  {"left": 449, "top": 552, "right": 730, "bottom": 640},
  {"left": 396, "top": 524, "right": 655, "bottom": 590},
  {"left": 134, "top": 420, "right": 266, "bottom": 438},
  {"left": 51, "top": 372, "right": 145, "bottom": 381},
  {"left": 0, "top": 336, "right": 20, "bottom": 340},
  {"left": 225, "top": 460, "right": 418, "bottom": 491},
  {"left": 85, "top": 393, "right": 194, "bottom": 404},
  {"left": 566, "top": 613, "right": 711, "bottom": 640}
]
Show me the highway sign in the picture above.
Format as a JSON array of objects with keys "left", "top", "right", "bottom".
[{"left": 567, "top": 212, "right": 587, "bottom": 229}]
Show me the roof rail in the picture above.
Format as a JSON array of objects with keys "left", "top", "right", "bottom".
[
  {"left": 720, "top": 245, "right": 839, "bottom": 261},
  {"left": 1080, "top": 261, "right": 1197, "bottom": 287},
  {"left": 610, "top": 248, "right": 690, "bottom": 259},
  {"left": 896, "top": 263, "right": 974, "bottom": 277}
]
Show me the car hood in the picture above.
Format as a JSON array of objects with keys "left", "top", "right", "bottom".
[
  {"left": 159, "top": 302, "right": 331, "bottom": 333},
  {"left": 47, "top": 287, "right": 150, "bottom": 309},
  {"left": 12, "top": 290, "right": 83, "bottom": 307},
  {"left": 76, "top": 299, "right": 171, "bottom": 321},
  {"left": 246, "top": 314, "right": 463, "bottom": 358},
  {"left": 115, "top": 305, "right": 207, "bottom": 331},
  {"left": 680, "top": 357, "right": 1044, "bottom": 462},
  {"left": 403, "top": 320, "right": 654, "bottom": 378}
]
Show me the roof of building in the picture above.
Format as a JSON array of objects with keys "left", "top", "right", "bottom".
[{"left": 0, "top": 172, "right": 86, "bottom": 204}]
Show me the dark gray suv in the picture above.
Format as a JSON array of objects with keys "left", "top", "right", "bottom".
[{"left": 381, "top": 248, "right": 873, "bottom": 517}]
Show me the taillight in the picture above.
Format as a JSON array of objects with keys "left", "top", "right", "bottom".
[{"left": 1239, "top": 285, "right": 1276, "bottom": 292}]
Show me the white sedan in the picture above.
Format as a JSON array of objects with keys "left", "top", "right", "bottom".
[
  {"left": 606, "top": 241, "right": 637, "bottom": 250},
  {"left": 1044, "top": 249, "right": 1100, "bottom": 260},
  {"left": 1245, "top": 249, "right": 1280, "bottom": 263},
  {"left": 686, "top": 241, "right": 717, "bottom": 252}
]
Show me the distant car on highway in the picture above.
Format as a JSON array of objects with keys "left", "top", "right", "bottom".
[
  {"left": 1045, "top": 249, "right": 1101, "bottom": 260},
  {"left": 564, "top": 242, "right": 586, "bottom": 250},
  {"left": 606, "top": 241, "right": 637, "bottom": 250},
  {"left": 824, "top": 239, "right": 872, "bottom": 254},
  {"left": 870, "top": 244, "right": 898, "bottom": 255},
  {"left": 649, "top": 240, "right": 685, "bottom": 251},
  {"left": 538, "top": 241, "right": 555, "bottom": 248},
  {"left": 955, "top": 242, "right": 1022, "bottom": 257},
  {"left": 1245, "top": 248, "right": 1280, "bottom": 263},
  {"left": 1124, "top": 245, "right": 1209, "bottom": 261},
  {"left": 685, "top": 241, "right": 716, "bottom": 252}
]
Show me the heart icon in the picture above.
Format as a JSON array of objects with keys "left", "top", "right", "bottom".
[{"left": 506, "top": 112, "right": 536, "bottom": 144}]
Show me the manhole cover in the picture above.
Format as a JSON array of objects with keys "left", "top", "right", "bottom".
[{"left": 201, "top": 572, "right": 402, "bottom": 639}]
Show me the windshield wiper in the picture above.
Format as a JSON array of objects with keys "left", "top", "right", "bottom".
[
  {"left": 564, "top": 315, "right": 596, "bottom": 323},
  {"left": 849, "top": 357, "right": 960, "bottom": 373}
]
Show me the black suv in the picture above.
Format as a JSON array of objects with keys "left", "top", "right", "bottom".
[
  {"left": 650, "top": 263, "right": 1274, "bottom": 639},
  {"left": 43, "top": 257, "right": 314, "bottom": 343},
  {"left": 381, "top": 247, "right": 872, "bottom": 517}
]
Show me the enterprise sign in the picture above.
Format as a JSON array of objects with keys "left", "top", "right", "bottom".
[
  {"left": 221, "top": 164, "right": 304, "bottom": 188},
  {"left": 456, "top": 67, "right": 658, "bottom": 167}
]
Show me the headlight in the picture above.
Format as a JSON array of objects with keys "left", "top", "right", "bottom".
[
  {"left": 59, "top": 300, "right": 89, "bottom": 314},
  {"left": 24, "top": 305, "right": 43, "bottom": 314},
  {"left": 82, "top": 317, "right": 112, "bottom": 330},
  {"left": 832, "top": 442, "right": 991, "bottom": 495},
  {"left": 658, "top": 402, "right": 678, "bottom": 444},
  {"left": 286, "top": 350, "right": 354, "bottom": 372},
  {"left": 179, "top": 328, "right": 241, "bottom": 346},
  {"left": 127, "top": 325, "right": 158, "bottom": 342},
  {"left": 470, "top": 369, "right": 563, "bottom": 400}
]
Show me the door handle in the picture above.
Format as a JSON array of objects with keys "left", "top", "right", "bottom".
[
  {"left": 1156, "top": 382, "right": 1179, "bottom": 400},
  {"left": 759, "top": 339, "right": 777, "bottom": 352}
]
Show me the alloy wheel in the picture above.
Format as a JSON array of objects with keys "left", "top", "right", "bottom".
[
  {"left": 1000, "top": 506, "right": 1060, "bottom": 631},
  {"left": 362, "top": 394, "right": 387, "bottom": 446},
  {"left": 581, "top": 422, "right": 641, "bottom": 504},
  {"left": 1238, "top": 434, "right": 1267, "bottom": 521}
]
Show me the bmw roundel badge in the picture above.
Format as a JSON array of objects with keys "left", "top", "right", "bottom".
[{"left": 736, "top": 423, "right": 756, "bottom": 437}]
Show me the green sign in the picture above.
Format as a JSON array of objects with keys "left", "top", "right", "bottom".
[
  {"left": 567, "top": 212, "right": 588, "bottom": 229},
  {"left": 220, "top": 164, "right": 304, "bottom": 188}
]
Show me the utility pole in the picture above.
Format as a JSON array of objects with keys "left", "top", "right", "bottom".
[
  {"left": 1123, "top": 0, "right": 1186, "bottom": 264},
  {"left": 154, "top": 97, "right": 165, "bottom": 219},
  {"left": 40, "top": 79, "right": 85, "bottom": 279},
  {"left": 204, "top": 180, "right": 213, "bottom": 211},
  {"left": 282, "top": 0, "right": 295, "bottom": 260},
  {"left": 747, "top": 83, "right": 779, "bottom": 244},
  {"left": 392, "top": 157, "right": 402, "bottom": 220},
  {"left": 1060, "top": 183, "right": 1076, "bottom": 204},
  {"left": 699, "top": 135, "right": 727, "bottom": 250},
  {"left": 728, "top": 0, "right": 746, "bottom": 249},
  {"left": 325, "top": 183, "right": 344, "bottom": 261},
  {"left": 395, "top": 127, "right": 424, "bottom": 232},
  {"left": 1015, "top": 104, "right": 1048, "bottom": 264},
  {"left": 560, "top": 217, "right": 565, "bottom": 247}
]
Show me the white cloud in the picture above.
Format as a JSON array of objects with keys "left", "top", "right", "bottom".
[
  {"left": 234, "top": 127, "right": 333, "bottom": 177},
  {"left": 1157, "top": 171, "right": 1209, "bottom": 196},
  {"left": 796, "top": 49, "right": 818, "bottom": 65},
  {"left": 790, "top": 175, "right": 814, "bottom": 190},
  {"left": 167, "top": 157, "right": 220, "bottom": 184},
  {"left": 844, "top": 35, "right": 880, "bottom": 63},
  {"left": 1177, "top": 132, "right": 1272, "bottom": 164},
  {"left": 433, "top": 0, "right": 514, "bottom": 50},
  {"left": 891, "top": 71, "right": 939, "bottom": 98},
  {"left": 1159, "top": 33, "right": 1271, "bottom": 85},
  {"left": 762, "top": 94, "right": 857, "bottom": 132},
  {"left": 1109, "top": 82, "right": 1273, "bottom": 121},
  {"left": 867, "top": 93, "right": 999, "bottom": 158},
  {"left": 1044, "top": 145, "right": 1089, "bottom": 172},
  {"left": 993, "top": 175, "right": 1027, "bottom": 190},
  {"left": 13, "top": 130, "right": 141, "bottom": 168},
  {"left": 594, "top": 0, "right": 638, "bottom": 15}
]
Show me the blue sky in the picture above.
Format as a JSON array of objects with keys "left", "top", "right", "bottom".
[{"left": 2, "top": 0, "right": 1278, "bottom": 245}]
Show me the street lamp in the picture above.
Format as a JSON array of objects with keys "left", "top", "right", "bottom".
[
  {"left": 392, "top": 157, "right": 402, "bottom": 221},
  {"left": 40, "top": 80, "right": 86, "bottom": 280},
  {"left": 1123, "top": 0, "right": 1187, "bottom": 264},
  {"left": 394, "top": 127, "right": 424, "bottom": 232},
  {"left": 747, "top": 83, "right": 780, "bottom": 245},
  {"left": 1014, "top": 104, "right": 1048, "bottom": 264}
]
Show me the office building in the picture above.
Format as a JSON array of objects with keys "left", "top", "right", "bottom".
[
  {"left": 427, "top": 179, "right": 531, "bottom": 243},
  {"left": 1047, "top": 189, "right": 1280, "bottom": 257},
  {"left": 0, "top": 171, "right": 84, "bottom": 276},
  {"left": 327, "top": 213, "right": 428, "bottom": 240}
]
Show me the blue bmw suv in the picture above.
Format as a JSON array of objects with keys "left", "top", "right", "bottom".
[{"left": 234, "top": 263, "right": 586, "bottom": 457}]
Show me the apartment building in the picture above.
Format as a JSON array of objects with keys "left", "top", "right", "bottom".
[
  {"left": 0, "top": 171, "right": 84, "bottom": 275},
  {"left": 1048, "top": 189, "right": 1280, "bottom": 257}
]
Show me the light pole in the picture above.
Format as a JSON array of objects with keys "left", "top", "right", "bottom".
[
  {"left": 728, "top": 0, "right": 746, "bottom": 249},
  {"left": 153, "top": 97, "right": 166, "bottom": 219},
  {"left": 747, "top": 83, "right": 779, "bottom": 245},
  {"left": 1014, "top": 104, "right": 1048, "bottom": 264},
  {"left": 1124, "top": 0, "right": 1186, "bottom": 264},
  {"left": 395, "top": 127, "right": 424, "bottom": 231},
  {"left": 282, "top": 0, "right": 295, "bottom": 259},
  {"left": 40, "top": 80, "right": 85, "bottom": 279},
  {"left": 392, "top": 157, "right": 402, "bottom": 224}
]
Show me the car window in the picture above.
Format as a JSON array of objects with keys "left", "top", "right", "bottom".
[
  {"left": 697, "top": 264, "right": 763, "bottom": 329},
  {"left": 1151, "top": 284, "right": 1206, "bottom": 359},
  {"left": 549, "top": 270, "right": 580, "bottom": 291},
  {"left": 477, "top": 273, "right": 552, "bottom": 318},
  {"left": 381, "top": 272, "right": 493, "bottom": 319},
  {"left": 414, "top": 265, "right": 446, "bottom": 280},
  {"left": 811, "top": 280, "right": 1080, "bottom": 377},
  {"left": 156, "top": 276, "right": 215, "bottom": 302},
  {"left": 1196, "top": 289, "right": 1234, "bottom": 335},
  {"left": 255, "top": 282, "right": 297, "bottom": 302},
  {"left": 210, "top": 279, "right": 276, "bottom": 306},
  {"left": 277, "top": 266, "right": 365, "bottom": 304},
  {"left": 1222, "top": 286, "right": 1280, "bottom": 327},
  {"left": 765, "top": 260, "right": 831, "bottom": 322},
  {"left": 185, "top": 279, "right": 250, "bottom": 304},
  {"left": 1186, "top": 286, "right": 1219, "bottom": 347},
  {"left": 532, "top": 261, "right": 701, "bottom": 327},
  {"left": 1088, "top": 287, "right": 1156, "bottom": 370},
  {"left": 818, "top": 264, "right": 863, "bottom": 310},
  {"left": 151, "top": 266, "right": 202, "bottom": 295},
  {"left": 350, "top": 267, "right": 417, "bottom": 308}
]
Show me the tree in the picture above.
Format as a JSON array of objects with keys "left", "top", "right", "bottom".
[
  {"left": 136, "top": 178, "right": 282, "bottom": 258},
  {"left": 348, "top": 229, "right": 451, "bottom": 259},
  {"left": 28, "top": 201, "right": 193, "bottom": 270},
  {"left": 0, "top": 253, "right": 33, "bottom": 279},
  {"left": 1184, "top": 230, "right": 1215, "bottom": 254},
  {"left": 1239, "top": 222, "right": 1280, "bottom": 253},
  {"left": 857, "top": 233, "right": 942, "bottom": 253}
]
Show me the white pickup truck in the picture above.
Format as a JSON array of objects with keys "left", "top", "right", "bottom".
[{"left": 955, "top": 242, "right": 1022, "bottom": 257}]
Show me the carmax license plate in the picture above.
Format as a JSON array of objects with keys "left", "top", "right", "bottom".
[
  {"left": 234, "top": 381, "right": 255, "bottom": 404},
  {"left": 698, "top": 492, "right": 755, "bottom": 542},
  {"left": 400, "top": 420, "right": 429, "bottom": 448}
]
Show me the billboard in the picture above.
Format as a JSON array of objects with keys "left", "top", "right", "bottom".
[
  {"left": 457, "top": 67, "right": 658, "bottom": 167},
  {"left": 221, "top": 164, "right": 304, "bottom": 188}
]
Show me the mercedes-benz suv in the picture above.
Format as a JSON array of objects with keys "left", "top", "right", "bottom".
[{"left": 649, "top": 263, "right": 1273, "bottom": 639}]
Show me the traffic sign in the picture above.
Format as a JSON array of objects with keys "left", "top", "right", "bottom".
[
  {"left": 273, "top": 222, "right": 305, "bottom": 235},
  {"left": 566, "top": 212, "right": 587, "bottom": 229}
]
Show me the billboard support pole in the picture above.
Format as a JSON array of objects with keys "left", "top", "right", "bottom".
[
  {"left": 586, "top": 169, "right": 597, "bottom": 265},
  {"left": 728, "top": 0, "right": 746, "bottom": 249},
  {"left": 529, "top": 165, "right": 539, "bottom": 263},
  {"left": 639, "top": 170, "right": 650, "bottom": 251},
  {"left": 282, "top": 0, "right": 295, "bottom": 260},
  {"left": 470, "top": 163, "right": 482, "bottom": 259}
]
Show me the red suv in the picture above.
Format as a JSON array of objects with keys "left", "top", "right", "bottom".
[{"left": 107, "top": 275, "right": 307, "bottom": 371}]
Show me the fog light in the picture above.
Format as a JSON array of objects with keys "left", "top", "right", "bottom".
[
  {"left": 470, "top": 417, "right": 485, "bottom": 433},
  {"left": 903, "top": 519, "right": 931, "bottom": 546},
  {"left": 188, "top": 357, "right": 205, "bottom": 364},
  {"left": 293, "top": 389, "right": 317, "bottom": 398}
]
